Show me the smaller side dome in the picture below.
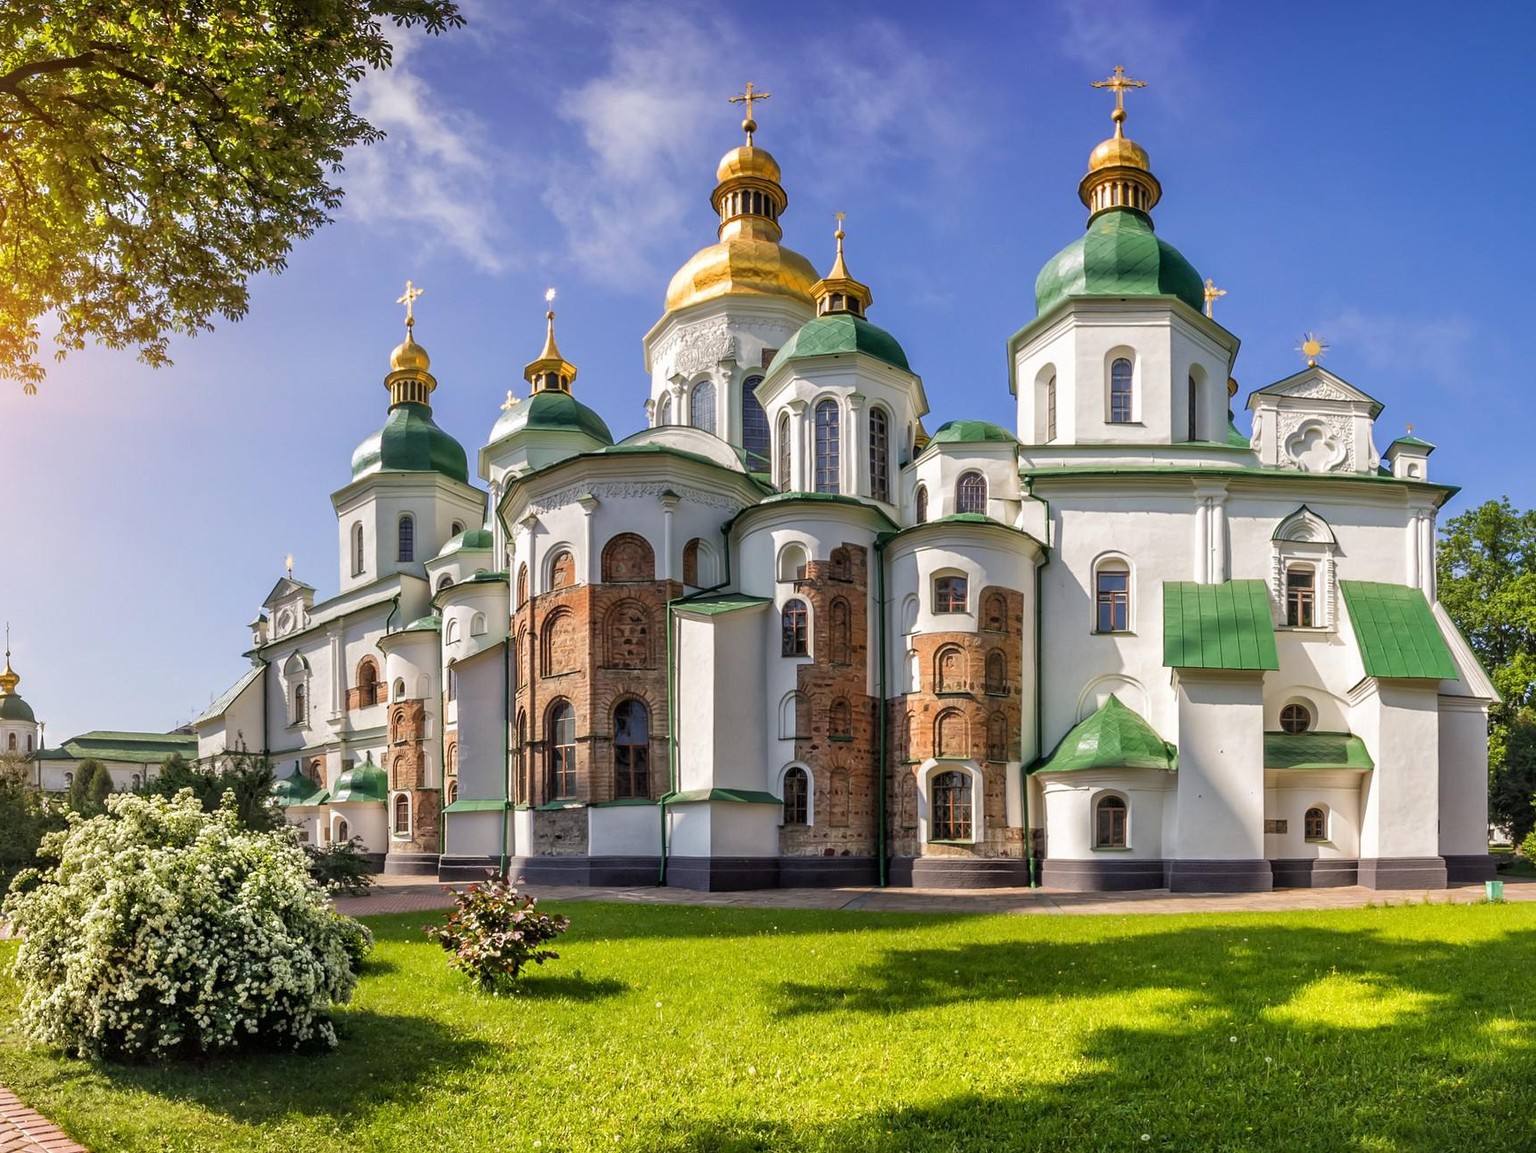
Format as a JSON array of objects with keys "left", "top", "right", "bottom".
[
  {"left": 271, "top": 764, "right": 328, "bottom": 807},
  {"left": 767, "top": 313, "right": 911, "bottom": 375},
  {"left": 0, "top": 645, "right": 34, "bottom": 723},
  {"left": 716, "top": 144, "right": 782, "bottom": 185},
  {"left": 390, "top": 331, "right": 431, "bottom": 373},
  {"left": 928, "top": 420, "right": 1017, "bottom": 446},
  {"left": 332, "top": 754, "right": 388, "bottom": 803},
  {"left": 439, "top": 528, "right": 495, "bottom": 558},
  {"left": 487, "top": 389, "right": 614, "bottom": 447}
]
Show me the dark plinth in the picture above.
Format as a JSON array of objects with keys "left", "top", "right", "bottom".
[
  {"left": 506, "top": 856, "right": 662, "bottom": 887},
  {"left": 778, "top": 856, "right": 880, "bottom": 887},
  {"left": 437, "top": 854, "right": 500, "bottom": 882},
  {"left": 383, "top": 851, "right": 440, "bottom": 876},
  {"left": 1041, "top": 857, "right": 1166, "bottom": 892},
  {"left": 1269, "top": 858, "right": 1358, "bottom": 889},
  {"left": 664, "top": 856, "right": 780, "bottom": 892},
  {"left": 1357, "top": 856, "right": 1447, "bottom": 890},
  {"left": 1166, "top": 858, "right": 1274, "bottom": 893},
  {"left": 906, "top": 857, "right": 1031, "bottom": 889},
  {"left": 1444, "top": 854, "right": 1498, "bottom": 883}
]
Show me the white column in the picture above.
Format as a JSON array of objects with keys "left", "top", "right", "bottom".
[
  {"left": 1193, "top": 497, "right": 1210, "bottom": 584},
  {"left": 659, "top": 490, "right": 679, "bottom": 582},
  {"left": 1210, "top": 495, "right": 1229, "bottom": 583},
  {"left": 329, "top": 626, "right": 345, "bottom": 721},
  {"left": 578, "top": 494, "right": 599, "bottom": 584},
  {"left": 671, "top": 379, "right": 689, "bottom": 427},
  {"left": 788, "top": 399, "right": 807, "bottom": 492},
  {"left": 644, "top": 398, "right": 656, "bottom": 429},
  {"left": 846, "top": 393, "right": 865, "bottom": 497}
]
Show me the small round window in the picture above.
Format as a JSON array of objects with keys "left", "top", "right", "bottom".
[{"left": 1280, "top": 703, "right": 1312, "bottom": 734}]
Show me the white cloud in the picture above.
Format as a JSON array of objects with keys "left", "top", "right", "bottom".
[
  {"left": 1324, "top": 309, "right": 1478, "bottom": 390},
  {"left": 1056, "top": 0, "right": 1199, "bottom": 111}
]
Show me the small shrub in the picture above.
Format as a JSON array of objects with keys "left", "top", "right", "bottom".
[
  {"left": 306, "top": 837, "right": 375, "bottom": 896},
  {"left": 426, "top": 879, "right": 569, "bottom": 991},
  {"left": 332, "top": 913, "right": 376, "bottom": 973},
  {"left": 3, "top": 791, "right": 369, "bottom": 1060},
  {"left": 1521, "top": 830, "right": 1536, "bottom": 863}
]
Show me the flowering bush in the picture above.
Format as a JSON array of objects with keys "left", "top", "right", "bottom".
[
  {"left": 2, "top": 791, "right": 370, "bottom": 1060},
  {"left": 425, "top": 879, "right": 569, "bottom": 991}
]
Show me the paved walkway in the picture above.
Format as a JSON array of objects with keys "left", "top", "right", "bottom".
[{"left": 0, "top": 1089, "right": 86, "bottom": 1153}]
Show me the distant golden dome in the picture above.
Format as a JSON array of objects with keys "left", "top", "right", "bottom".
[
  {"left": 716, "top": 144, "right": 782, "bottom": 185},
  {"left": 390, "top": 330, "right": 431, "bottom": 373}
]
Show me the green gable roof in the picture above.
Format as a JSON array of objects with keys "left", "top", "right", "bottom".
[
  {"left": 673, "top": 593, "right": 772, "bottom": 617},
  {"left": 1263, "top": 731, "right": 1374, "bottom": 771},
  {"left": 1035, "top": 208, "right": 1204, "bottom": 316},
  {"left": 1339, "top": 581, "right": 1459, "bottom": 680},
  {"left": 35, "top": 730, "right": 196, "bottom": 764},
  {"left": 1033, "top": 694, "right": 1176, "bottom": 774},
  {"left": 766, "top": 313, "right": 911, "bottom": 375},
  {"left": 351, "top": 402, "right": 469, "bottom": 484},
  {"left": 1163, "top": 580, "right": 1279, "bottom": 671}
]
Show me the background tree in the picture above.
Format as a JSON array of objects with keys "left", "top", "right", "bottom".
[
  {"left": 0, "top": 0, "right": 464, "bottom": 390},
  {"left": 0, "top": 752, "right": 65, "bottom": 892},
  {"left": 136, "top": 749, "right": 280, "bottom": 832},
  {"left": 1437, "top": 497, "right": 1536, "bottom": 842},
  {"left": 65, "top": 758, "right": 113, "bottom": 817}
]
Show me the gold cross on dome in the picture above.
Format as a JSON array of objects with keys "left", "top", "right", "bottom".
[
  {"left": 1092, "top": 65, "right": 1146, "bottom": 130},
  {"left": 396, "top": 280, "right": 424, "bottom": 328},
  {"left": 729, "top": 81, "right": 771, "bottom": 143},
  {"left": 1203, "top": 277, "right": 1227, "bottom": 319}
]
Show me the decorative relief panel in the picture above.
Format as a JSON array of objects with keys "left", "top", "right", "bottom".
[
  {"left": 531, "top": 481, "right": 744, "bottom": 515},
  {"left": 1280, "top": 415, "right": 1353, "bottom": 472}
]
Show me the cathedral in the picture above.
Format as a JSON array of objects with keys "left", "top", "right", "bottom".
[{"left": 194, "top": 75, "right": 1496, "bottom": 892}]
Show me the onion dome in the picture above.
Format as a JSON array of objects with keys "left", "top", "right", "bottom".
[
  {"left": 928, "top": 420, "right": 1017, "bottom": 447},
  {"left": 663, "top": 92, "right": 818, "bottom": 314},
  {"left": 1034, "top": 67, "right": 1203, "bottom": 317},
  {"left": 271, "top": 764, "right": 328, "bottom": 807},
  {"left": 810, "top": 214, "right": 873, "bottom": 318},
  {"left": 350, "top": 286, "right": 469, "bottom": 484},
  {"left": 332, "top": 754, "right": 387, "bottom": 803},
  {"left": 487, "top": 295, "right": 614, "bottom": 449},
  {"left": 0, "top": 643, "right": 33, "bottom": 723}
]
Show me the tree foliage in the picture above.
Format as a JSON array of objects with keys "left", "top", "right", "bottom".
[
  {"left": 136, "top": 749, "right": 280, "bottom": 832},
  {"left": 64, "top": 757, "right": 113, "bottom": 816},
  {"left": 1437, "top": 497, "right": 1536, "bottom": 841},
  {"left": 0, "top": 0, "right": 464, "bottom": 390},
  {"left": 0, "top": 753, "right": 65, "bottom": 892}
]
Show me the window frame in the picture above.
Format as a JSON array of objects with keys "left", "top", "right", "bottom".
[
  {"left": 398, "top": 513, "right": 415, "bottom": 563},
  {"left": 869, "top": 405, "right": 890, "bottom": 502},
  {"left": 613, "top": 698, "right": 650, "bottom": 799},
  {"left": 1304, "top": 805, "right": 1329, "bottom": 842},
  {"left": 741, "top": 375, "right": 770, "bottom": 473},
  {"left": 956, "top": 470, "right": 987, "bottom": 516},
  {"left": 776, "top": 411, "right": 791, "bottom": 492},
  {"left": 547, "top": 700, "right": 578, "bottom": 800},
  {"left": 351, "top": 521, "right": 365, "bottom": 577},
  {"left": 1285, "top": 564, "right": 1317, "bottom": 628},
  {"left": 1046, "top": 374, "right": 1058, "bottom": 442},
  {"left": 933, "top": 572, "right": 969, "bottom": 614},
  {"left": 1094, "top": 793, "right": 1128, "bottom": 849},
  {"left": 1094, "top": 557, "right": 1132, "bottom": 634},
  {"left": 781, "top": 598, "right": 810, "bottom": 658},
  {"left": 914, "top": 483, "right": 929, "bottom": 524},
  {"left": 392, "top": 792, "right": 412, "bottom": 839},
  {"left": 689, "top": 378, "right": 717, "bottom": 434},
  {"left": 814, "top": 399, "right": 840, "bottom": 494},
  {"left": 930, "top": 770, "right": 974, "bottom": 842},
  {"left": 781, "top": 764, "right": 812, "bottom": 826},
  {"left": 1108, "top": 357, "right": 1134, "bottom": 424},
  {"left": 1279, "top": 702, "right": 1313, "bottom": 734}
]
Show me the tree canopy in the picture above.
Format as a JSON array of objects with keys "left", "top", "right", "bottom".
[
  {"left": 0, "top": 1, "right": 464, "bottom": 390},
  {"left": 1437, "top": 497, "right": 1536, "bottom": 841},
  {"left": 65, "top": 757, "right": 113, "bottom": 817},
  {"left": 136, "top": 749, "right": 280, "bottom": 832}
]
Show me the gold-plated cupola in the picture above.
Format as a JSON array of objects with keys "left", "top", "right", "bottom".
[
  {"left": 386, "top": 279, "right": 438, "bottom": 408},
  {"left": 1079, "top": 65, "right": 1163, "bottom": 222},
  {"left": 524, "top": 289, "right": 577, "bottom": 394},
  {"left": 811, "top": 213, "right": 873, "bottom": 317}
]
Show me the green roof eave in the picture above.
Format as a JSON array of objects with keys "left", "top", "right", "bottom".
[
  {"left": 1339, "top": 581, "right": 1459, "bottom": 680},
  {"left": 46, "top": 731, "right": 198, "bottom": 764},
  {"left": 1020, "top": 464, "right": 1458, "bottom": 503},
  {"left": 1263, "top": 731, "right": 1374, "bottom": 771},
  {"left": 1163, "top": 580, "right": 1280, "bottom": 671},
  {"left": 673, "top": 593, "right": 773, "bottom": 618},
  {"left": 444, "top": 798, "right": 512, "bottom": 813},
  {"left": 1388, "top": 434, "right": 1436, "bottom": 451},
  {"left": 667, "top": 787, "right": 782, "bottom": 805},
  {"left": 1032, "top": 695, "right": 1177, "bottom": 775},
  {"left": 885, "top": 514, "right": 1044, "bottom": 552}
]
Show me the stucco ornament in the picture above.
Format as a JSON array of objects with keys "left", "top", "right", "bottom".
[
  {"left": 1283, "top": 417, "right": 1351, "bottom": 472},
  {"left": 669, "top": 320, "right": 739, "bottom": 377}
]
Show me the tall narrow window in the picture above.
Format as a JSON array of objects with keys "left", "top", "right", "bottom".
[
  {"left": 915, "top": 484, "right": 928, "bottom": 524},
  {"left": 1046, "top": 375, "right": 1058, "bottom": 442},
  {"left": 931, "top": 771, "right": 973, "bottom": 840},
  {"left": 814, "top": 400, "right": 840, "bottom": 494},
  {"left": 548, "top": 701, "right": 577, "bottom": 800},
  {"left": 657, "top": 392, "right": 673, "bottom": 426},
  {"left": 985, "top": 650, "right": 1006, "bottom": 695},
  {"left": 1304, "top": 806, "right": 1327, "bottom": 841},
  {"left": 781, "top": 599, "right": 809, "bottom": 656},
  {"left": 1095, "top": 795, "right": 1127, "bottom": 847},
  {"left": 1095, "top": 561, "right": 1130, "bottom": 632},
  {"left": 783, "top": 767, "right": 809, "bottom": 825},
  {"left": 351, "top": 522, "right": 365, "bottom": 576},
  {"left": 398, "top": 514, "right": 415, "bottom": 562},
  {"left": 392, "top": 794, "right": 411, "bottom": 837},
  {"left": 690, "top": 380, "right": 716, "bottom": 433},
  {"left": 1286, "top": 567, "right": 1316, "bottom": 627},
  {"left": 1109, "top": 358, "right": 1134, "bottom": 423},
  {"left": 682, "top": 539, "right": 701, "bottom": 587},
  {"left": 776, "top": 412, "right": 791, "bottom": 491},
  {"left": 613, "top": 699, "right": 650, "bottom": 799},
  {"left": 741, "top": 375, "right": 770, "bottom": 472},
  {"left": 869, "top": 407, "right": 890, "bottom": 501},
  {"left": 293, "top": 684, "right": 306, "bottom": 724},
  {"left": 830, "top": 598, "right": 851, "bottom": 664},
  {"left": 1187, "top": 373, "right": 1199, "bottom": 441},
  {"left": 956, "top": 471, "right": 987, "bottom": 515},
  {"left": 516, "top": 563, "right": 528, "bottom": 606}
]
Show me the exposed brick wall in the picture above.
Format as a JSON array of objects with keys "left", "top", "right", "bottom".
[{"left": 387, "top": 698, "right": 439, "bottom": 854}]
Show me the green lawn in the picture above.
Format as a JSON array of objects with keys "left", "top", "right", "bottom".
[{"left": 4, "top": 901, "right": 1536, "bottom": 1152}]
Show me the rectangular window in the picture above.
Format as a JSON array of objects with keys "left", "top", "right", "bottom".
[
  {"left": 1096, "top": 571, "right": 1130, "bottom": 632},
  {"left": 1286, "top": 569, "right": 1315, "bottom": 627},
  {"left": 934, "top": 575, "right": 968, "bottom": 613},
  {"left": 1046, "top": 379, "right": 1057, "bottom": 442}
]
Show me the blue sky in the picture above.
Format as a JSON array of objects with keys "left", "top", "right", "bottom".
[{"left": 2, "top": 0, "right": 1532, "bottom": 741}]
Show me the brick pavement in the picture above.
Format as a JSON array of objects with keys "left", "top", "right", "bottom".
[{"left": 0, "top": 1089, "right": 86, "bottom": 1153}]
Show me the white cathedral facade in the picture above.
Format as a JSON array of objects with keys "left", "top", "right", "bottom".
[{"left": 194, "top": 87, "right": 1496, "bottom": 892}]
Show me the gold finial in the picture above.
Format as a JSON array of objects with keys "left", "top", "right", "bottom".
[
  {"left": 728, "top": 81, "right": 771, "bottom": 144},
  {"left": 0, "top": 624, "right": 16, "bottom": 698},
  {"left": 1203, "top": 278, "right": 1227, "bottom": 319},
  {"left": 811, "top": 211, "right": 872, "bottom": 317},
  {"left": 525, "top": 288, "right": 577, "bottom": 393},
  {"left": 1297, "top": 332, "right": 1330, "bottom": 367},
  {"left": 502, "top": 389, "right": 518, "bottom": 411},
  {"left": 285, "top": 553, "right": 294, "bottom": 578},
  {"left": 1092, "top": 65, "right": 1146, "bottom": 136},
  {"left": 396, "top": 279, "right": 424, "bottom": 331},
  {"left": 1406, "top": 423, "right": 1414, "bottom": 434}
]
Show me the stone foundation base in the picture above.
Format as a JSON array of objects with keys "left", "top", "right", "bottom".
[
  {"left": 778, "top": 856, "right": 880, "bottom": 887},
  {"left": 1166, "top": 858, "right": 1274, "bottom": 893},
  {"left": 1357, "top": 856, "right": 1447, "bottom": 890},
  {"left": 890, "top": 856, "right": 1031, "bottom": 889},
  {"left": 383, "top": 851, "right": 440, "bottom": 876},
  {"left": 1040, "top": 857, "right": 1166, "bottom": 892},
  {"left": 1444, "top": 853, "right": 1497, "bottom": 883},
  {"left": 664, "top": 857, "right": 780, "bottom": 892},
  {"left": 506, "top": 855, "right": 663, "bottom": 887},
  {"left": 1269, "top": 858, "right": 1358, "bottom": 888},
  {"left": 438, "top": 854, "right": 500, "bottom": 882}
]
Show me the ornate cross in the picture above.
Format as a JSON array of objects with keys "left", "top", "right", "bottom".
[
  {"left": 396, "top": 280, "right": 424, "bottom": 329},
  {"left": 1092, "top": 65, "right": 1146, "bottom": 128},
  {"left": 729, "top": 81, "right": 771, "bottom": 143},
  {"left": 1203, "top": 277, "right": 1227, "bottom": 319},
  {"left": 285, "top": 553, "right": 294, "bottom": 578}
]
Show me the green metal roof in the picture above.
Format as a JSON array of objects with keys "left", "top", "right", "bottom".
[
  {"left": 766, "top": 313, "right": 911, "bottom": 375},
  {"left": 673, "top": 593, "right": 772, "bottom": 616},
  {"left": 400, "top": 614, "right": 442, "bottom": 633},
  {"left": 193, "top": 664, "right": 264, "bottom": 726},
  {"left": 668, "top": 787, "right": 782, "bottom": 805},
  {"left": 1163, "top": 580, "right": 1280, "bottom": 671},
  {"left": 1227, "top": 419, "right": 1250, "bottom": 449},
  {"left": 1033, "top": 694, "right": 1176, "bottom": 774},
  {"left": 0, "top": 692, "right": 35, "bottom": 722},
  {"left": 1035, "top": 208, "right": 1204, "bottom": 316},
  {"left": 331, "top": 754, "right": 387, "bottom": 803},
  {"left": 928, "top": 420, "right": 1016, "bottom": 446},
  {"left": 437, "top": 528, "right": 494, "bottom": 557},
  {"left": 1389, "top": 434, "right": 1435, "bottom": 451},
  {"left": 34, "top": 730, "right": 197, "bottom": 764},
  {"left": 271, "top": 766, "right": 328, "bottom": 807},
  {"left": 1339, "top": 581, "right": 1459, "bottom": 680},
  {"left": 1263, "top": 731, "right": 1374, "bottom": 771},
  {"left": 487, "top": 389, "right": 614, "bottom": 447},
  {"left": 444, "top": 798, "right": 511, "bottom": 813},
  {"left": 350, "top": 402, "right": 469, "bottom": 484}
]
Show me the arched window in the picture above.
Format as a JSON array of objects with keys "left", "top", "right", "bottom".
[
  {"left": 933, "top": 573, "right": 968, "bottom": 614},
  {"left": 956, "top": 471, "right": 987, "bottom": 515},
  {"left": 1187, "top": 373, "right": 1199, "bottom": 441},
  {"left": 682, "top": 538, "right": 701, "bottom": 587},
  {"left": 7, "top": 733, "right": 16, "bottom": 752},
  {"left": 1109, "top": 358, "right": 1134, "bottom": 423},
  {"left": 776, "top": 411, "right": 791, "bottom": 492},
  {"left": 26, "top": 735, "right": 33, "bottom": 753},
  {"left": 869, "top": 406, "right": 890, "bottom": 501},
  {"left": 351, "top": 521, "right": 365, "bottom": 577},
  {"left": 394, "top": 677, "right": 406, "bottom": 700},
  {"left": 830, "top": 546, "right": 852, "bottom": 582},
  {"left": 778, "top": 542, "right": 808, "bottom": 583},
  {"left": 829, "top": 698, "right": 851, "bottom": 737},
  {"left": 829, "top": 598, "right": 851, "bottom": 665},
  {"left": 293, "top": 683, "right": 307, "bottom": 725},
  {"left": 437, "top": 574, "right": 454, "bottom": 593},
  {"left": 814, "top": 400, "right": 840, "bottom": 493},
  {"left": 781, "top": 599, "right": 809, "bottom": 657},
  {"left": 690, "top": 380, "right": 716, "bottom": 433},
  {"left": 613, "top": 699, "right": 650, "bottom": 799},
  {"left": 549, "top": 549, "right": 575, "bottom": 590},
  {"left": 1095, "top": 794, "right": 1127, "bottom": 847},
  {"left": 471, "top": 612, "right": 488, "bottom": 637},
  {"left": 915, "top": 484, "right": 928, "bottom": 524},
  {"left": 446, "top": 663, "right": 457, "bottom": 702},
  {"left": 541, "top": 608, "right": 576, "bottom": 676},
  {"left": 513, "top": 710, "right": 528, "bottom": 804},
  {"left": 446, "top": 618, "right": 461, "bottom": 645},
  {"left": 601, "top": 533, "right": 655, "bottom": 582},
  {"left": 131, "top": 773, "right": 141, "bottom": 789},
  {"left": 398, "top": 513, "right": 415, "bottom": 562},
  {"left": 451, "top": 521, "right": 465, "bottom": 538},
  {"left": 1286, "top": 566, "right": 1316, "bottom": 628},
  {"left": 604, "top": 600, "right": 653, "bottom": 669},
  {"left": 987, "top": 713, "right": 1008, "bottom": 761},
  {"left": 657, "top": 392, "right": 673, "bottom": 426},
  {"left": 1095, "top": 558, "right": 1131, "bottom": 632},
  {"left": 1280, "top": 702, "right": 1313, "bottom": 734},
  {"left": 1304, "top": 806, "right": 1328, "bottom": 841},
  {"left": 931, "top": 771, "right": 973, "bottom": 840},
  {"left": 516, "top": 563, "right": 528, "bottom": 605},
  {"left": 742, "top": 375, "right": 770, "bottom": 472},
  {"left": 547, "top": 701, "right": 577, "bottom": 799},
  {"left": 780, "top": 691, "right": 808, "bottom": 739},
  {"left": 782, "top": 766, "right": 809, "bottom": 825},
  {"left": 1046, "top": 374, "right": 1058, "bottom": 442},
  {"left": 356, "top": 657, "right": 381, "bottom": 707},
  {"left": 936, "top": 646, "right": 966, "bottom": 693},
  {"left": 985, "top": 650, "right": 1006, "bottom": 695},
  {"left": 392, "top": 793, "right": 411, "bottom": 837}
]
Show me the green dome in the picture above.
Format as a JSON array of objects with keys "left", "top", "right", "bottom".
[
  {"left": 1032, "top": 695, "right": 1177, "bottom": 775},
  {"left": 438, "top": 528, "right": 494, "bottom": 558},
  {"left": 332, "top": 755, "right": 387, "bottom": 803},
  {"left": 271, "top": 766, "right": 328, "bottom": 807},
  {"left": 487, "top": 390, "right": 613, "bottom": 448},
  {"left": 0, "top": 693, "right": 35, "bottom": 723},
  {"left": 766, "top": 313, "right": 911, "bottom": 375},
  {"left": 351, "top": 402, "right": 469, "bottom": 484},
  {"left": 1034, "top": 209, "right": 1204, "bottom": 317},
  {"left": 929, "top": 420, "right": 1017, "bottom": 446}
]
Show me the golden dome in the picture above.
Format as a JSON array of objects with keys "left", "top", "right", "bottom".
[
  {"left": 716, "top": 144, "right": 782, "bottom": 185},
  {"left": 665, "top": 236, "right": 818, "bottom": 313},
  {"left": 390, "top": 329, "right": 431, "bottom": 373},
  {"left": 1087, "top": 132, "right": 1151, "bottom": 174}
]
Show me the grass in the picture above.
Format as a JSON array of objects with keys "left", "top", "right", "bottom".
[{"left": 4, "top": 901, "right": 1536, "bottom": 1152}]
